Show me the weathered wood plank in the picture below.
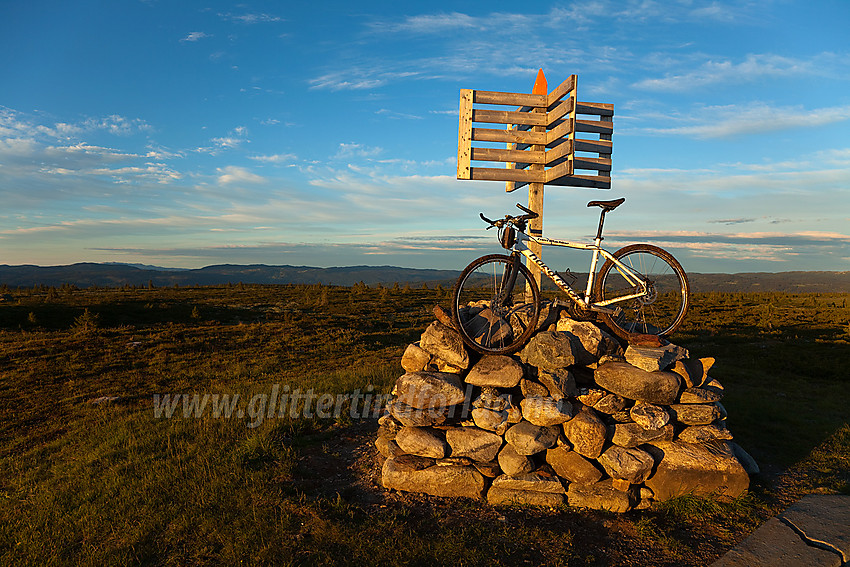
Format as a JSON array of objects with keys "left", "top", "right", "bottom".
[
  {"left": 472, "top": 127, "right": 547, "bottom": 145},
  {"left": 546, "top": 118, "right": 575, "bottom": 144},
  {"left": 457, "top": 89, "right": 473, "bottom": 180},
  {"left": 575, "top": 138, "right": 613, "bottom": 153},
  {"left": 546, "top": 98, "right": 576, "bottom": 126},
  {"left": 472, "top": 147, "right": 545, "bottom": 164},
  {"left": 472, "top": 108, "right": 546, "bottom": 126},
  {"left": 470, "top": 166, "right": 546, "bottom": 183},
  {"left": 543, "top": 139, "right": 574, "bottom": 165},
  {"left": 472, "top": 90, "right": 547, "bottom": 107},
  {"left": 545, "top": 161, "right": 573, "bottom": 182},
  {"left": 547, "top": 174, "right": 611, "bottom": 189},
  {"left": 573, "top": 156, "right": 612, "bottom": 172},
  {"left": 546, "top": 74, "right": 576, "bottom": 106},
  {"left": 576, "top": 101, "right": 614, "bottom": 117}
]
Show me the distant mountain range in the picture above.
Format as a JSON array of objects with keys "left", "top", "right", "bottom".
[{"left": 1, "top": 262, "right": 849, "bottom": 293}]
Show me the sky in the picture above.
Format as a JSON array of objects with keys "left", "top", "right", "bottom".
[{"left": 1, "top": 0, "right": 849, "bottom": 273}]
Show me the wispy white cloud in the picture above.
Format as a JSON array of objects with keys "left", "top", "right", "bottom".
[
  {"left": 216, "top": 166, "right": 264, "bottom": 185},
  {"left": 219, "top": 12, "right": 284, "bottom": 24},
  {"left": 249, "top": 153, "right": 297, "bottom": 163},
  {"left": 180, "top": 31, "right": 211, "bottom": 42},
  {"left": 334, "top": 142, "right": 382, "bottom": 159}
]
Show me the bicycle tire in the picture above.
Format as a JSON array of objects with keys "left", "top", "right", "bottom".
[
  {"left": 593, "top": 244, "right": 689, "bottom": 340},
  {"left": 452, "top": 254, "right": 540, "bottom": 355}
]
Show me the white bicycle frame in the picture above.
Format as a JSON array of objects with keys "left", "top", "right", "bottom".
[{"left": 512, "top": 229, "right": 648, "bottom": 312}]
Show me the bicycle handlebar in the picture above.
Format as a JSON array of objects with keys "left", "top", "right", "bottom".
[{"left": 479, "top": 203, "right": 538, "bottom": 230}]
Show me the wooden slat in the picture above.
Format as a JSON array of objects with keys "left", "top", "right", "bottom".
[
  {"left": 576, "top": 101, "right": 614, "bottom": 116},
  {"left": 472, "top": 147, "right": 545, "bottom": 164},
  {"left": 472, "top": 108, "right": 546, "bottom": 126},
  {"left": 545, "top": 160, "right": 573, "bottom": 182},
  {"left": 472, "top": 90, "right": 547, "bottom": 107},
  {"left": 547, "top": 174, "right": 611, "bottom": 189},
  {"left": 575, "top": 138, "right": 613, "bottom": 153},
  {"left": 543, "top": 139, "right": 573, "bottom": 165},
  {"left": 470, "top": 166, "right": 545, "bottom": 183},
  {"left": 546, "top": 98, "right": 576, "bottom": 126},
  {"left": 457, "top": 89, "right": 473, "bottom": 180},
  {"left": 472, "top": 127, "right": 546, "bottom": 145},
  {"left": 573, "top": 156, "right": 612, "bottom": 172},
  {"left": 546, "top": 74, "right": 576, "bottom": 106},
  {"left": 576, "top": 119, "right": 614, "bottom": 135},
  {"left": 545, "top": 118, "right": 575, "bottom": 144}
]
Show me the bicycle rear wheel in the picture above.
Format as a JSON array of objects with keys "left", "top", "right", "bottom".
[
  {"left": 452, "top": 254, "right": 540, "bottom": 355},
  {"left": 593, "top": 244, "right": 689, "bottom": 340}
]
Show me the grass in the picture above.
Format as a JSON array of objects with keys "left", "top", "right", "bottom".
[{"left": 0, "top": 285, "right": 848, "bottom": 566}]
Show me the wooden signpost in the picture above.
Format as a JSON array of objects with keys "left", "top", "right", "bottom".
[{"left": 456, "top": 69, "right": 614, "bottom": 287}]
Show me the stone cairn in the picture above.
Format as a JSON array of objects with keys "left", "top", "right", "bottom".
[{"left": 375, "top": 306, "right": 759, "bottom": 512}]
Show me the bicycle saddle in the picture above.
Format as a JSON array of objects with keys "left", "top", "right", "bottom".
[{"left": 587, "top": 197, "right": 625, "bottom": 211}]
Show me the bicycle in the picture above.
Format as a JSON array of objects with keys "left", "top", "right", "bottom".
[{"left": 451, "top": 198, "right": 690, "bottom": 354}]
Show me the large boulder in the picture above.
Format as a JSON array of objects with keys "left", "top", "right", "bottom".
[
  {"left": 562, "top": 405, "right": 607, "bottom": 459},
  {"left": 520, "top": 331, "right": 576, "bottom": 371},
  {"left": 382, "top": 456, "right": 486, "bottom": 499},
  {"left": 644, "top": 441, "right": 750, "bottom": 501},
  {"left": 445, "top": 427, "right": 503, "bottom": 462},
  {"left": 504, "top": 421, "right": 559, "bottom": 455},
  {"left": 394, "top": 371, "right": 467, "bottom": 409},
  {"left": 465, "top": 355, "right": 524, "bottom": 388},
  {"left": 593, "top": 361, "right": 682, "bottom": 405},
  {"left": 419, "top": 321, "right": 469, "bottom": 370}
]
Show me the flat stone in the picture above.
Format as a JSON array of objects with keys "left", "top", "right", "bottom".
[
  {"left": 781, "top": 495, "right": 850, "bottom": 563},
  {"left": 593, "top": 361, "right": 682, "bottom": 405},
  {"left": 678, "top": 423, "right": 734, "bottom": 443},
  {"left": 520, "top": 331, "right": 576, "bottom": 371},
  {"left": 679, "top": 387, "right": 723, "bottom": 404},
  {"left": 395, "top": 426, "right": 448, "bottom": 459},
  {"left": 487, "top": 486, "right": 566, "bottom": 507},
  {"left": 473, "top": 460, "right": 502, "bottom": 478},
  {"left": 625, "top": 343, "right": 689, "bottom": 372},
  {"left": 387, "top": 399, "right": 449, "bottom": 427},
  {"left": 401, "top": 343, "right": 431, "bottom": 372},
  {"left": 562, "top": 404, "right": 607, "bottom": 459},
  {"left": 504, "top": 421, "right": 559, "bottom": 455},
  {"left": 671, "top": 357, "right": 716, "bottom": 388},
  {"left": 520, "top": 396, "right": 573, "bottom": 426},
  {"left": 630, "top": 401, "right": 671, "bottom": 429},
  {"left": 382, "top": 457, "right": 486, "bottom": 500},
  {"left": 670, "top": 403, "right": 722, "bottom": 425},
  {"left": 611, "top": 422, "right": 675, "bottom": 448},
  {"left": 710, "top": 517, "right": 842, "bottom": 567},
  {"left": 419, "top": 321, "right": 470, "bottom": 370},
  {"left": 644, "top": 441, "right": 749, "bottom": 502},
  {"left": 394, "top": 371, "right": 467, "bottom": 409},
  {"left": 546, "top": 445, "right": 604, "bottom": 485},
  {"left": 445, "top": 427, "right": 503, "bottom": 462},
  {"left": 538, "top": 368, "right": 577, "bottom": 399},
  {"left": 492, "top": 473, "right": 566, "bottom": 494},
  {"left": 567, "top": 479, "right": 633, "bottom": 513},
  {"left": 465, "top": 355, "right": 524, "bottom": 388},
  {"left": 597, "top": 445, "right": 655, "bottom": 484},
  {"left": 498, "top": 443, "right": 534, "bottom": 476}
]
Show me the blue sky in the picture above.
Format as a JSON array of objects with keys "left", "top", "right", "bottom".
[{"left": 1, "top": 0, "right": 848, "bottom": 273}]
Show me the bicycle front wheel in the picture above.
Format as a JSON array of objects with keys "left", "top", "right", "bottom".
[
  {"left": 593, "top": 244, "right": 689, "bottom": 340},
  {"left": 452, "top": 254, "right": 540, "bottom": 355}
]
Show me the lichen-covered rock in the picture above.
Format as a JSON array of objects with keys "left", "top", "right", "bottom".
[
  {"left": 471, "top": 407, "right": 508, "bottom": 433},
  {"left": 678, "top": 387, "right": 723, "bottom": 404},
  {"left": 630, "top": 401, "right": 670, "bottom": 429},
  {"left": 382, "top": 456, "right": 486, "bottom": 499},
  {"left": 597, "top": 445, "right": 655, "bottom": 484},
  {"left": 644, "top": 441, "right": 750, "bottom": 502},
  {"left": 401, "top": 343, "right": 431, "bottom": 372},
  {"left": 593, "top": 361, "right": 682, "bottom": 405},
  {"left": 546, "top": 445, "right": 604, "bottom": 484},
  {"left": 562, "top": 404, "right": 607, "bottom": 459},
  {"left": 537, "top": 368, "right": 577, "bottom": 399},
  {"left": 504, "top": 421, "right": 559, "bottom": 455},
  {"left": 491, "top": 473, "right": 566, "bottom": 494},
  {"left": 465, "top": 355, "right": 524, "bottom": 388},
  {"left": 419, "top": 321, "right": 470, "bottom": 370},
  {"left": 520, "top": 396, "right": 573, "bottom": 426},
  {"left": 611, "top": 422, "right": 674, "bottom": 448},
  {"left": 625, "top": 343, "right": 689, "bottom": 372},
  {"left": 669, "top": 403, "right": 722, "bottom": 425},
  {"left": 567, "top": 479, "right": 633, "bottom": 513},
  {"left": 671, "top": 357, "right": 715, "bottom": 388},
  {"left": 387, "top": 400, "right": 450, "bottom": 427},
  {"left": 445, "top": 427, "right": 503, "bottom": 462},
  {"left": 556, "top": 319, "right": 621, "bottom": 365},
  {"left": 487, "top": 487, "right": 566, "bottom": 507},
  {"left": 520, "top": 331, "right": 576, "bottom": 371},
  {"left": 394, "top": 371, "right": 467, "bottom": 409},
  {"left": 592, "top": 393, "right": 627, "bottom": 414},
  {"left": 677, "top": 423, "right": 733, "bottom": 443},
  {"left": 520, "top": 378, "right": 549, "bottom": 398},
  {"left": 498, "top": 443, "right": 534, "bottom": 476}
]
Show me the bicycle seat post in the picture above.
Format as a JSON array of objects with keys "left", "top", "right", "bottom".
[{"left": 595, "top": 209, "right": 607, "bottom": 242}]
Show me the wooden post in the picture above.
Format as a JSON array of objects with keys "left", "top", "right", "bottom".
[{"left": 527, "top": 69, "right": 547, "bottom": 294}]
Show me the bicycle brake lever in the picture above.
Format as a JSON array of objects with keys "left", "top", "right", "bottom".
[{"left": 480, "top": 212, "right": 497, "bottom": 227}]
